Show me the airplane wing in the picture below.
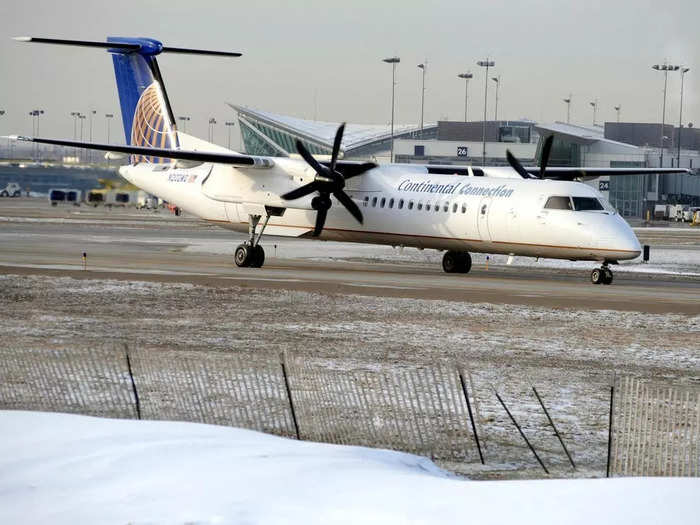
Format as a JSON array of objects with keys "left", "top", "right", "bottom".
[
  {"left": 8, "top": 135, "right": 275, "bottom": 168},
  {"left": 7, "top": 135, "right": 377, "bottom": 177}
]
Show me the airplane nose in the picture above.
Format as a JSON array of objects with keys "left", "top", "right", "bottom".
[{"left": 615, "top": 216, "right": 641, "bottom": 258}]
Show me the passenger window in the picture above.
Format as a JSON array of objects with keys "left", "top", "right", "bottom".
[
  {"left": 461, "top": 204, "right": 467, "bottom": 213},
  {"left": 380, "top": 197, "right": 386, "bottom": 208},
  {"left": 398, "top": 199, "right": 404, "bottom": 209},
  {"left": 481, "top": 204, "right": 487, "bottom": 215},
  {"left": 389, "top": 198, "right": 394, "bottom": 208},
  {"left": 545, "top": 196, "right": 573, "bottom": 210},
  {"left": 426, "top": 203, "right": 431, "bottom": 211},
  {"left": 435, "top": 203, "right": 440, "bottom": 213},
  {"left": 443, "top": 202, "right": 449, "bottom": 212},
  {"left": 452, "top": 203, "right": 458, "bottom": 213},
  {"left": 417, "top": 202, "right": 423, "bottom": 210},
  {"left": 408, "top": 200, "right": 414, "bottom": 210},
  {"left": 363, "top": 196, "right": 369, "bottom": 208},
  {"left": 372, "top": 197, "right": 377, "bottom": 207},
  {"left": 572, "top": 197, "right": 604, "bottom": 211}
]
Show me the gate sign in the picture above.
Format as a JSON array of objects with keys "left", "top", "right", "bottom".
[
  {"left": 599, "top": 180, "right": 610, "bottom": 191},
  {"left": 457, "top": 146, "right": 468, "bottom": 157}
]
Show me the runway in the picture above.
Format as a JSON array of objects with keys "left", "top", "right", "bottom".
[{"left": 1, "top": 198, "right": 699, "bottom": 314}]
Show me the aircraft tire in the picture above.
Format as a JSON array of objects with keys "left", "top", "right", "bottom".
[
  {"left": 591, "top": 268, "right": 604, "bottom": 284},
  {"left": 442, "top": 251, "right": 460, "bottom": 273},
  {"left": 234, "top": 244, "right": 253, "bottom": 267},
  {"left": 250, "top": 245, "right": 265, "bottom": 268},
  {"left": 458, "top": 252, "right": 472, "bottom": 274},
  {"left": 602, "top": 268, "right": 613, "bottom": 285}
]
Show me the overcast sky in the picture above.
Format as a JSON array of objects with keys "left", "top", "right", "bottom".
[{"left": 1, "top": 0, "right": 698, "bottom": 147}]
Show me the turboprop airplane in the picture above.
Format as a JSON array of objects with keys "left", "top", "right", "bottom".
[{"left": 8, "top": 36, "right": 690, "bottom": 285}]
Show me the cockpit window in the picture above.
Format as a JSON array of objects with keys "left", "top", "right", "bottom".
[
  {"left": 572, "top": 197, "right": 604, "bottom": 211},
  {"left": 544, "top": 196, "right": 573, "bottom": 210}
]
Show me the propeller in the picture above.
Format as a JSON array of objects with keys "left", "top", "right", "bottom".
[
  {"left": 506, "top": 135, "right": 554, "bottom": 180},
  {"left": 282, "top": 123, "right": 370, "bottom": 236}
]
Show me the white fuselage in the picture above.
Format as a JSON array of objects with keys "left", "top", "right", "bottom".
[{"left": 120, "top": 143, "right": 641, "bottom": 263}]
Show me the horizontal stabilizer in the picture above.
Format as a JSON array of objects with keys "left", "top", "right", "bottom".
[
  {"left": 12, "top": 36, "right": 241, "bottom": 57},
  {"left": 6, "top": 136, "right": 273, "bottom": 168}
]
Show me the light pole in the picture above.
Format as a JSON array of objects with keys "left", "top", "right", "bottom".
[
  {"left": 79, "top": 114, "right": 86, "bottom": 162},
  {"left": 614, "top": 105, "right": 621, "bottom": 123},
  {"left": 105, "top": 113, "right": 114, "bottom": 144},
  {"left": 0, "top": 110, "right": 6, "bottom": 159},
  {"left": 382, "top": 57, "right": 400, "bottom": 162},
  {"left": 29, "top": 109, "right": 44, "bottom": 160},
  {"left": 417, "top": 61, "right": 426, "bottom": 133},
  {"left": 563, "top": 95, "right": 572, "bottom": 124},
  {"left": 491, "top": 76, "right": 501, "bottom": 121},
  {"left": 477, "top": 59, "right": 495, "bottom": 166},
  {"left": 208, "top": 117, "right": 217, "bottom": 143},
  {"left": 225, "top": 121, "right": 235, "bottom": 149},
  {"left": 589, "top": 100, "right": 598, "bottom": 126},
  {"left": 178, "top": 116, "right": 191, "bottom": 133},
  {"left": 88, "top": 110, "right": 96, "bottom": 162},
  {"left": 678, "top": 67, "right": 690, "bottom": 167},
  {"left": 652, "top": 63, "right": 680, "bottom": 167},
  {"left": 457, "top": 73, "right": 473, "bottom": 122}
]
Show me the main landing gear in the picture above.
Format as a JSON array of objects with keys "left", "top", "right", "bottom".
[
  {"left": 234, "top": 212, "right": 275, "bottom": 268},
  {"left": 442, "top": 251, "right": 472, "bottom": 274},
  {"left": 591, "top": 263, "right": 613, "bottom": 285}
]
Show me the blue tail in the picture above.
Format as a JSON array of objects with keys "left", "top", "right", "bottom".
[{"left": 107, "top": 37, "right": 178, "bottom": 160}]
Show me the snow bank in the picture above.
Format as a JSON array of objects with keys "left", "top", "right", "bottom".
[{"left": 1, "top": 411, "right": 698, "bottom": 524}]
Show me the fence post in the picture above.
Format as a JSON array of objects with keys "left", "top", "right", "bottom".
[
  {"left": 459, "top": 371, "right": 484, "bottom": 464},
  {"left": 494, "top": 388, "right": 549, "bottom": 474},
  {"left": 606, "top": 379, "right": 615, "bottom": 478},
  {"left": 532, "top": 386, "right": 575, "bottom": 469},
  {"left": 124, "top": 343, "right": 141, "bottom": 420},
  {"left": 280, "top": 355, "right": 300, "bottom": 440}
]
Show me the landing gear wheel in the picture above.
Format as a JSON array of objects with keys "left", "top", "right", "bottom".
[
  {"left": 250, "top": 245, "right": 265, "bottom": 268},
  {"left": 234, "top": 244, "right": 254, "bottom": 267},
  {"left": 591, "top": 268, "right": 604, "bottom": 285},
  {"left": 602, "top": 267, "right": 613, "bottom": 285},
  {"left": 442, "top": 251, "right": 472, "bottom": 274},
  {"left": 458, "top": 252, "right": 472, "bottom": 274},
  {"left": 442, "top": 251, "right": 460, "bottom": 273}
]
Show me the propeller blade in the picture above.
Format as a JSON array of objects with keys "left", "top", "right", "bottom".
[
  {"left": 282, "top": 181, "right": 320, "bottom": 200},
  {"left": 539, "top": 135, "right": 554, "bottom": 179},
  {"left": 313, "top": 206, "right": 328, "bottom": 237},
  {"left": 341, "top": 162, "right": 376, "bottom": 179},
  {"left": 333, "top": 190, "right": 363, "bottom": 224},
  {"left": 329, "top": 123, "right": 345, "bottom": 173},
  {"left": 506, "top": 150, "right": 532, "bottom": 179},
  {"left": 295, "top": 139, "right": 327, "bottom": 176}
]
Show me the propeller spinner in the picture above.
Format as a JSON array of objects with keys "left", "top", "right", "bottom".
[
  {"left": 506, "top": 134, "right": 554, "bottom": 179},
  {"left": 282, "top": 123, "right": 370, "bottom": 236}
]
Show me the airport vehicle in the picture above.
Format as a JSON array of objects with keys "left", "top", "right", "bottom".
[
  {"left": 0, "top": 182, "right": 21, "bottom": 197},
  {"left": 654, "top": 204, "right": 669, "bottom": 220},
  {"left": 8, "top": 36, "right": 690, "bottom": 284},
  {"left": 48, "top": 188, "right": 81, "bottom": 206}
]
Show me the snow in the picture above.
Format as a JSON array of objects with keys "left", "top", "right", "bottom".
[{"left": 1, "top": 411, "right": 698, "bottom": 524}]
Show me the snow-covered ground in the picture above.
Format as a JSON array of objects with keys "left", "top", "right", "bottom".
[{"left": 1, "top": 411, "right": 698, "bottom": 525}]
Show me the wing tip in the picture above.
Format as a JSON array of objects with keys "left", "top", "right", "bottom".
[{"left": 12, "top": 36, "right": 32, "bottom": 42}]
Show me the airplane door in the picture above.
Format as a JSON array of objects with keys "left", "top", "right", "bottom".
[{"left": 477, "top": 196, "right": 493, "bottom": 241}]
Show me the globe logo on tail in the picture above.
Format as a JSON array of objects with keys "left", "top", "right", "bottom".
[{"left": 130, "top": 81, "right": 178, "bottom": 164}]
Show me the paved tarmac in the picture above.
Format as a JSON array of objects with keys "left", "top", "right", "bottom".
[{"left": 1, "top": 198, "right": 699, "bottom": 314}]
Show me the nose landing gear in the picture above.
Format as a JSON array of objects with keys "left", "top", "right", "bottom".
[{"left": 591, "top": 264, "right": 613, "bottom": 285}]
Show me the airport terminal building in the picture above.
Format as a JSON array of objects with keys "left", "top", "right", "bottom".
[{"left": 231, "top": 105, "right": 700, "bottom": 218}]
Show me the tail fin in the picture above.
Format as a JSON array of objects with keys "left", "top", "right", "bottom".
[
  {"left": 107, "top": 37, "right": 177, "bottom": 159},
  {"left": 13, "top": 36, "right": 241, "bottom": 162}
]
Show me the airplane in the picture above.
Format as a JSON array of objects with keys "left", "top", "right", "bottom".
[{"left": 8, "top": 36, "right": 690, "bottom": 285}]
